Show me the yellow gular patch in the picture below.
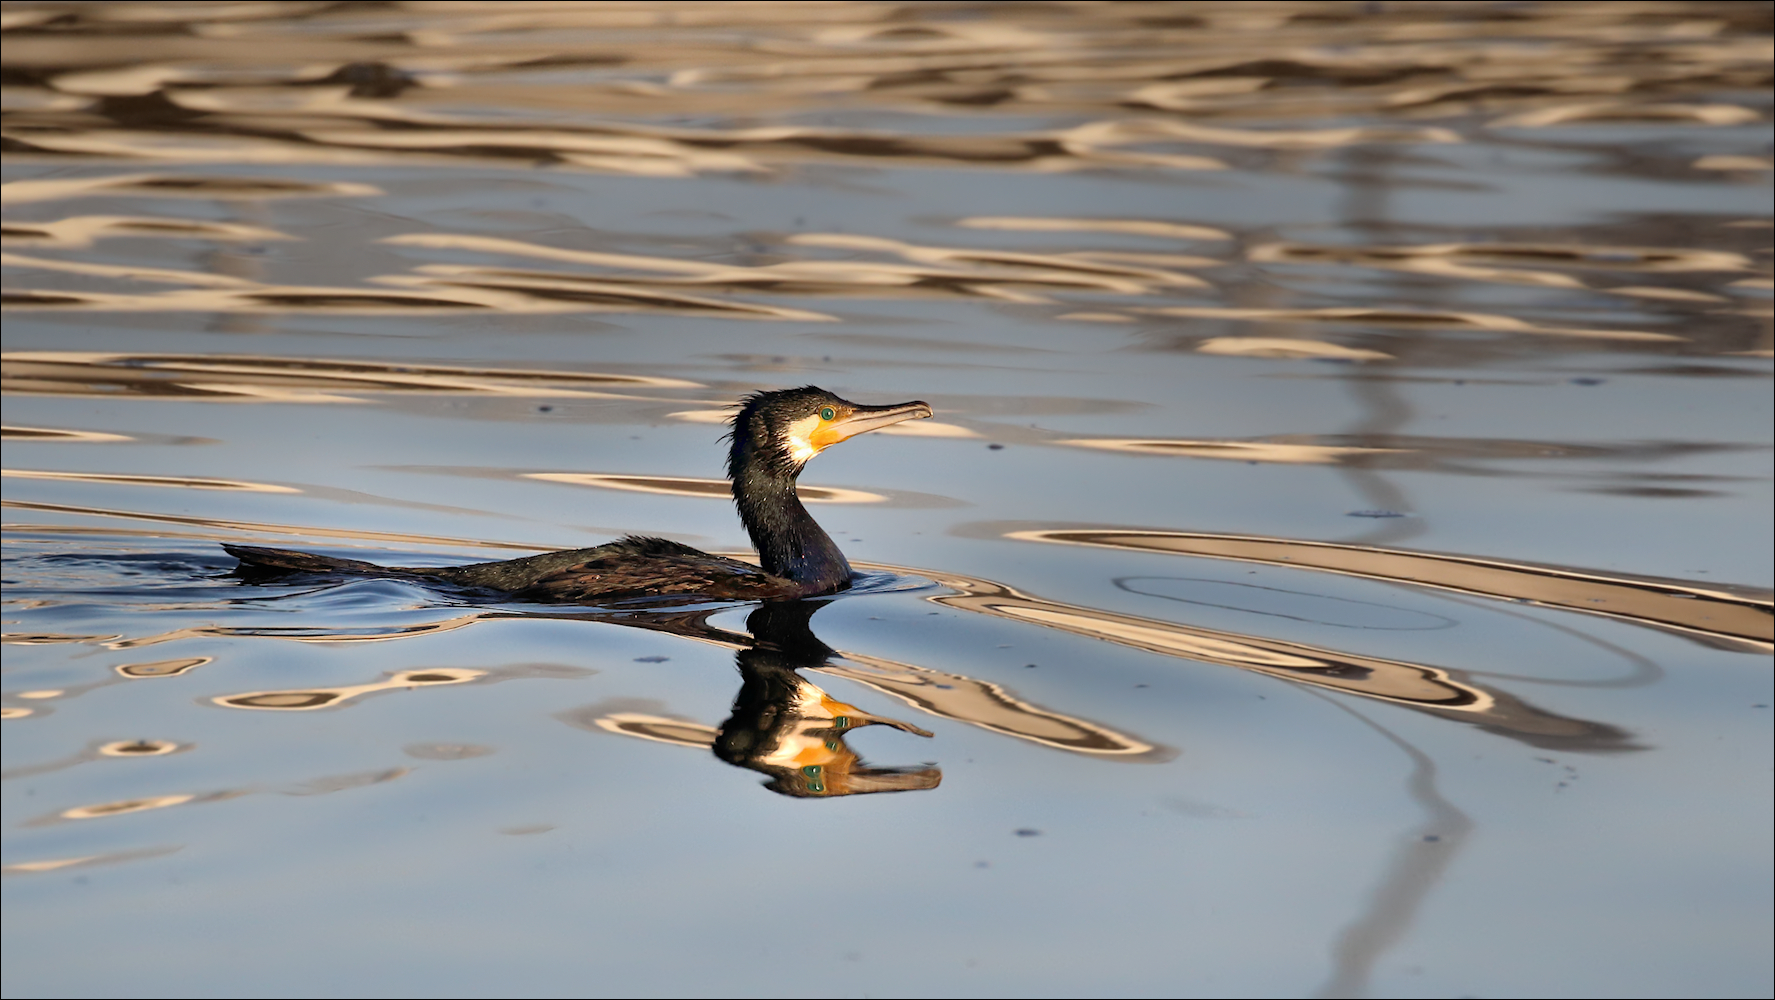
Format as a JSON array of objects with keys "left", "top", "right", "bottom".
[
  {"left": 808, "top": 422, "right": 848, "bottom": 450},
  {"left": 784, "top": 414, "right": 824, "bottom": 464}
]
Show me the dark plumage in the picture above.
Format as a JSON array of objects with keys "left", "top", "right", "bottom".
[{"left": 224, "top": 386, "right": 932, "bottom": 603}]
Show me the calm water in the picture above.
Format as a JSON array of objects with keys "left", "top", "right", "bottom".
[{"left": 3, "top": 3, "right": 1771, "bottom": 997}]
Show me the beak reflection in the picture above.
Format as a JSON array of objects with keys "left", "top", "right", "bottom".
[{"left": 713, "top": 601, "right": 939, "bottom": 797}]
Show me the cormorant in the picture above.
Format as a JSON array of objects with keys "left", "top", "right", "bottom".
[{"left": 224, "top": 386, "right": 932, "bottom": 602}]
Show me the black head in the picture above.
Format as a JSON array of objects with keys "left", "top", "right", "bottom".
[{"left": 726, "top": 386, "right": 932, "bottom": 480}]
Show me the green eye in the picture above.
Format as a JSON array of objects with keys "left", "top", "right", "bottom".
[{"left": 820, "top": 407, "right": 835, "bottom": 421}]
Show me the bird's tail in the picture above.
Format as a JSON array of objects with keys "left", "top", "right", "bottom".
[{"left": 223, "top": 543, "right": 403, "bottom": 576}]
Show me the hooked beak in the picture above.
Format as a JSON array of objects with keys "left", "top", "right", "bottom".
[{"left": 823, "top": 400, "right": 933, "bottom": 444}]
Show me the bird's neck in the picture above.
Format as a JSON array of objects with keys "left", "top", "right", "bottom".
[{"left": 731, "top": 462, "right": 853, "bottom": 595}]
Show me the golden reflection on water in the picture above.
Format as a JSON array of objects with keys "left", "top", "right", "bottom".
[
  {"left": 215, "top": 667, "right": 486, "bottom": 711},
  {"left": 993, "top": 525, "right": 1773, "bottom": 652},
  {"left": 0, "top": 633, "right": 122, "bottom": 646},
  {"left": 957, "top": 217, "right": 1231, "bottom": 241},
  {"left": 0, "top": 0, "right": 1765, "bottom": 375},
  {"left": 116, "top": 616, "right": 490, "bottom": 652},
  {"left": 21, "top": 770, "right": 409, "bottom": 828},
  {"left": 4, "top": 0, "right": 1767, "bottom": 337},
  {"left": 58, "top": 794, "right": 198, "bottom": 820},
  {"left": 115, "top": 656, "right": 210, "bottom": 678},
  {"left": 3, "top": 500, "right": 555, "bottom": 555},
  {"left": 2, "top": 469, "right": 300, "bottom": 493},
  {"left": 1060, "top": 437, "right": 1408, "bottom": 464},
  {"left": 3, "top": 214, "right": 289, "bottom": 249},
  {"left": 1, "top": 425, "right": 135, "bottom": 443},
  {"left": 3, "top": 739, "right": 191, "bottom": 782},
  {"left": 382, "top": 229, "right": 1218, "bottom": 309},
  {"left": 1, "top": 352, "right": 700, "bottom": 403},
  {"left": 1050, "top": 433, "right": 1755, "bottom": 488},
  {"left": 1, "top": 845, "right": 183, "bottom": 876},
  {"left": 523, "top": 472, "right": 887, "bottom": 504},
  {"left": 1193, "top": 337, "right": 1397, "bottom": 361},
  {"left": 7, "top": 195, "right": 1757, "bottom": 338},
  {"left": 98, "top": 739, "right": 182, "bottom": 757},
  {"left": 917, "top": 569, "right": 1635, "bottom": 753},
  {"left": 1142, "top": 306, "right": 1685, "bottom": 343},
  {"left": 818, "top": 651, "right": 1168, "bottom": 759},
  {"left": 0, "top": 174, "right": 382, "bottom": 205},
  {"left": 4, "top": 1, "right": 1765, "bottom": 177},
  {"left": 1248, "top": 240, "right": 1754, "bottom": 285}
]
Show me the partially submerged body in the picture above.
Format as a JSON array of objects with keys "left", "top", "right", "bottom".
[
  {"left": 223, "top": 387, "right": 933, "bottom": 604},
  {"left": 224, "top": 536, "right": 799, "bottom": 603}
]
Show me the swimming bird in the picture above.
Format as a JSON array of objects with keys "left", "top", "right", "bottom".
[{"left": 224, "top": 387, "right": 932, "bottom": 603}]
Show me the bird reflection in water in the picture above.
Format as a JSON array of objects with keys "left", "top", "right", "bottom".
[{"left": 598, "top": 600, "right": 941, "bottom": 798}]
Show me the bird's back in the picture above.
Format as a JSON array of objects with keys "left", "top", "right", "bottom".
[{"left": 224, "top": 538, "right": 804, "bottom": 603}]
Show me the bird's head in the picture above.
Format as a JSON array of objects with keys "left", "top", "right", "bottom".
[{"left": 726, "top": 386, "right": 933, "bottom": 480}]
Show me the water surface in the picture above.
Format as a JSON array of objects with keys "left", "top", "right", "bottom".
[{"left": 3, "top": 3, "right": 1771, "bottom": 997}]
